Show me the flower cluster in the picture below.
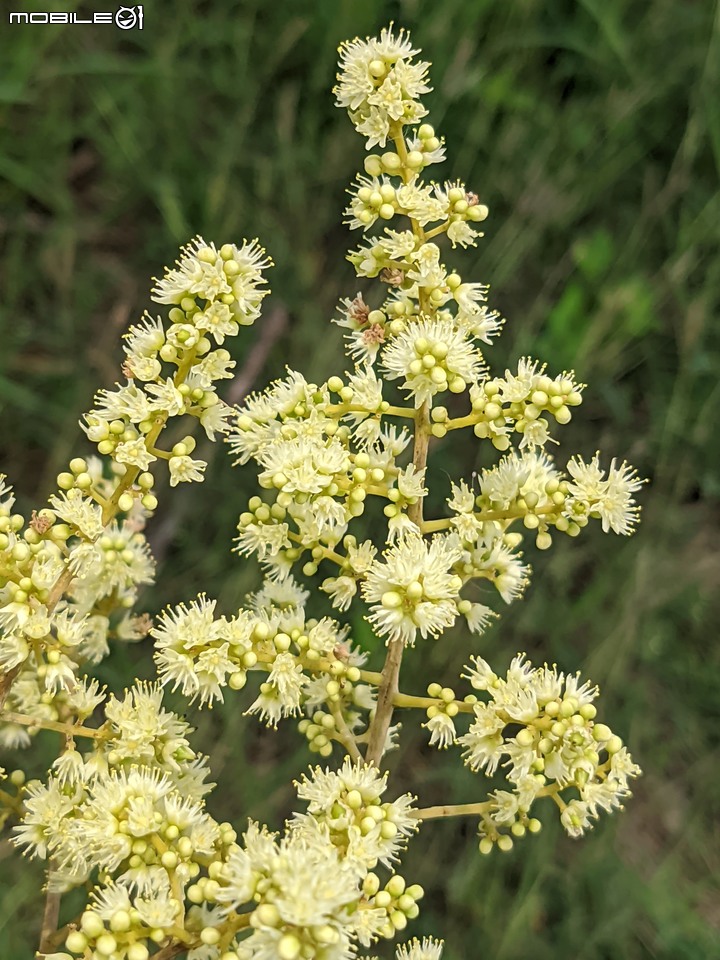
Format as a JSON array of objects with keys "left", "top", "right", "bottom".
[
  {"left": 0, "top": 236, "right": 271, "bottom": 759},
  {"left": 458, "top": 655, "right": 641, "bottom": 848},
  {"left": 0, "top": 24, "right": 644, "bottom": 960}
]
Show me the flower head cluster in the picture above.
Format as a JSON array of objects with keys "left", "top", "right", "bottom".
[
  {"left": 458, "top": 654, "right": 641, "bottom": 848},
  {"left": 1, "top": 235, "right": 270, "bottom": 752},
  {"left": 151, "top": 590, "right": 377, "bottom": 756},
  {"left": 335, "top": 26, "right": 431, "bottom": 149},
  {"left": 291, "top": 758, "right": 418, "bottom": 870},
  {"left": 362, "top": 535, "right": 463, "bottom": 646}
]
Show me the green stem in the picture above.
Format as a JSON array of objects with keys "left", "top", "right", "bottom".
[
  {"left": 415, "top": 800, "right": 493, "bottom": 820},
  {"left": 0, "top": 711, "right": 104, "bottom": 740},
  {"left": 329, "top": 700, "right": 363, "bottom": 762},
  {"left": 421, "top": 501, "right": 559, "bottom": 534},
  {"left": 393, "top": 692, "right": 474, "bottom": 714},
  {"left": 415, "top": 785, "right": 562, "bottom": 820}
]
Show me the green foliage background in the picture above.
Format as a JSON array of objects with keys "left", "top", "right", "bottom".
[{"left": 1, "top": 0, "right": 719, "bottom": 957}]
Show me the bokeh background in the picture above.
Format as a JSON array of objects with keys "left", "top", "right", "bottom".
[{"left": 1, "top": 0, "right": 719, "bottom": 957}]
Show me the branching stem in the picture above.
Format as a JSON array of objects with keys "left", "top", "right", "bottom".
[{"left": 0, "top": 711, "right": 104, "bottom": 740}]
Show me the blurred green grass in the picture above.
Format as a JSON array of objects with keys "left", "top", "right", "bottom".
[{"left": 1, "top": 0, "right": 719, "bottom": 957}]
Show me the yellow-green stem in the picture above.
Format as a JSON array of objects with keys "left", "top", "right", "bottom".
[{"left": 0, "top": 711, "right": 104, "bottom": 740}]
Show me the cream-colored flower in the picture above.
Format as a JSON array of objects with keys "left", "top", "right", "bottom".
[{"left": 362, "top": 534, "right": 463, "bottom": 645}]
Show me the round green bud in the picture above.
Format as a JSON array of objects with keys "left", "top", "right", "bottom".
[
  {"left": 161, "top": 850, "right": 178, "bottom": 869},
  {"left": 65, "top": 930, "right": 88, "bottom": 953},
  {"left": 380, "top": 820, "right": 398, "bottom": 839},
  {"left": 109, "top": 910, "right": 131, "bottom": 933},
  {"left": 381, "top": 590, "right": 403, "bottom": 609},
  {"left": 516, "top": 728, "right": 535, "bottom": 747},
  {"left": 118, "top": 492, "right": 135, "bottom": 513},
  {"left": 479, "top": 837, "right": 494, "bottom": 855},
  {"left": 95, "top": 933, "right": 118, "bottom": 957},
  {"left": 201, "top": 927, "right": 221, "bottom": 946},
  {"left": 363, "top": 873, "right": 380, "bottom": 896},
  {"left": 467, "top": 204, "right": 489, "bottom": 222},
  {"left": 11, "top": 542, "right": 30, "bottom": 561},
  {"left": 391, "top": 910, "right": 408, "bottom": 931},
  {"left": 561, "top": 699, "right": 578, "bottom": 720},
  {"left": 360, "top": 815, "right": 377, "bottom": 835},
  {"left": 606, "top": 735, "right": 623, "bottom": 754},
  {"left": 381, "top": 152, "right": 402, "bottom": 174},
  {"left": 364, "top": 155, "right": 383, "bottom": 177},
  {"left": 374, "top": 890, "right": 392, "bottom": 909},
  {"left": 254, "top": 904, "right": 280, "bottom": 928},
  {"left": 69, "top": 458, "right": 87, "bottom": 474},
  {"left": 592, "top": 723, "right": 612, "bottom": 742},
  {"left": 127, "top": 945, "right": 150, "bottom": 960},
  {"left": 57, "top": 472, "right": 75, "bottom": 490},
  {"left": 406, "top": 150, "right": 424, "bottom": 170},
  {"left": 497, "top": 835, "right": 514, "bottom": 852},
  {"left": 528, "top": 818, "right": 542, "bottom": 834},
  {"left": 386, "top": 874, "right": 406, "bottom": 897},
  {"left": 80, "top": 912, "right": 105, "bottom": 939},
  {"left": 406, "top": 580, "right": 423, "bottom": 600},
  {"left": 418, "top": 123, "right": 435, "bottom": 139},
  {"left": 278, "top": 934, "right": 302, "bottom": 960}
]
